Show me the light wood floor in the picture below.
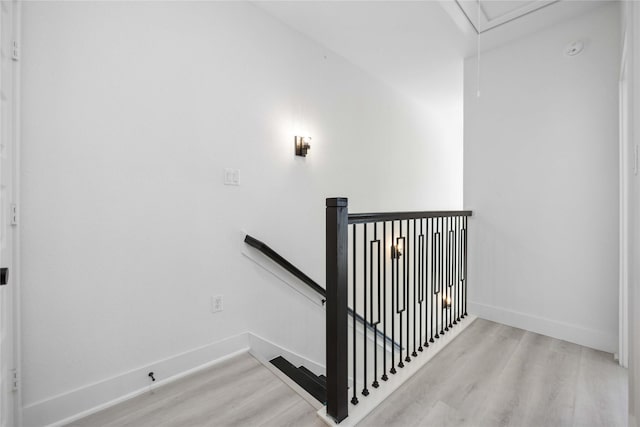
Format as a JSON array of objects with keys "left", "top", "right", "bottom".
[
  {"left": 360, "top": 319, "right": 627, "bottom": 427},
  {"left": 69, "top": 319, "right": 627, "bottom": 427},
  {"left": 67, "top": 353, "right": 324, "bottom": 427}
]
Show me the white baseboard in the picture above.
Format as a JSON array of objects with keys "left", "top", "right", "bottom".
[
  {"left": 23, "top": 333, "right": 250, "bottom": 427},
  {"left": 317, "top": 315, "right": 477, "bottom": 427},
  {"left": 469, "top": 301, "right": 616, "bottom": 353}
]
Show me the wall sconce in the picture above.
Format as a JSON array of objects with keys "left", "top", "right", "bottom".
[
  {"left": 295, "top": 136, "right": 311, "bottom": 157},
  {"left": 391, "top": 244, "right": 402, "bottom": 260},
  {"left": 442, "top": 294, "right": 452, "bottom": 309}
]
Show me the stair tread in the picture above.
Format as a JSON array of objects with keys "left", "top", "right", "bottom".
[
  {"left": 298, "top": 366, "right": 326, "bottom": 388},
  {"left": 270, "top": 356, "right": 326, "bottom": 404}
]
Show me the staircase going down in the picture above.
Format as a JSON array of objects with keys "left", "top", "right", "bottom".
[{"left": 270, "top": 356, "right": 327, "bottom": 405}]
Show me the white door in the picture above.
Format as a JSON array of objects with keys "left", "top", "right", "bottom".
[{"left": 0, "top": 1, "right": 18, "bottom": 426}]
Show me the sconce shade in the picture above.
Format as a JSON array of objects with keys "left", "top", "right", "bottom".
[
  {"left": 295, "top": 136, "right": 311, "bottom": 157},
  {"left": 391, "top": 244, "right": 402, "bottom": 259}
]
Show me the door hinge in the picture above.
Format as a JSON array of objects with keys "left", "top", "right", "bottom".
[
  {"left": 11, "top": 369, "right": 18, "bottom": 391},
  {"left": 10, "top": 204, "right": 17, "bottom": 226},
  {"left": 11, "top": 41, "right": 19, "bottom": 61}
]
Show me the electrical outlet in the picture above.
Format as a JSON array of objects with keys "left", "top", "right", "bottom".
[{"left": 212, "top": 295, "right": 223, "bottom": 313}]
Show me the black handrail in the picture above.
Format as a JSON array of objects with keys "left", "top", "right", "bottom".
[
  {"left": 245, "top": 235, "right": 326, "bottom": 297},
  {"left": 244, "top": 234, "right": 401, "bottom": 351},
  {"left": 349, "top": 210, "right": 473, "bottom": 224}
]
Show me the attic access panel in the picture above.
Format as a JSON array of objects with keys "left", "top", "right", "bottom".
[{"left": 456, "top": 0, "right": 559, "bottom": 33}]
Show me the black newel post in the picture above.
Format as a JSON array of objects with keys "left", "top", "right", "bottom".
[{"left": 326, "top": 197, "right": 349, "bottom": 423}]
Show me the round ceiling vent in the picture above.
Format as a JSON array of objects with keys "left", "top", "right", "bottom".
[{"left": 565, "top": 40, "right": 584, "bottom": 57}]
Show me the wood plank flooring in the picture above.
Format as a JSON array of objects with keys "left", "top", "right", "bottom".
[
  {"left": 69, "top": 319, "right": 627, "bottom": 427},
  {"left": 359, "top": 319, "right": 627, "bottom": 427},
  {"left": 67, "top": 353, "right": 324, "bottom": 427}
]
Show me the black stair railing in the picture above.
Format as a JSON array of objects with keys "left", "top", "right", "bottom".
[
  {"left": 325, "top": 198, "right": 472, "bottom": 423},
  {"left": 243, "top": 234, "right": 400, "bottom": 352},
  {"left": 244, "top": 235, "right": 326, "bottom": 297}
]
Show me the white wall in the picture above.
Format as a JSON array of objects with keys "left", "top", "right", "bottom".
[
  {"left": 622, "top": 0, "right": 640, "bottom": 424},
  {"left": 464, "top": 3, "right": 620, "bottom": 352},
  {"left": 19, "top": 2, "right": 463, "bottom": 425}
]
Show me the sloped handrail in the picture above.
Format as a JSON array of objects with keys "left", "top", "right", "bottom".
[{"left": 244, "top": 234, "right": 401, "bottom": 351}]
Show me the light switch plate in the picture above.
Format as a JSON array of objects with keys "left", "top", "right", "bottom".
[
  {"left": 224, "top": 168, "right": 240, "bottom": 186},
  {"left": 212, "top": 295, "right": 223, "bottom": 313}
]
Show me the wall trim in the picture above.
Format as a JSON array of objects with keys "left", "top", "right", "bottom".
[
  {"left": 23, "top": 333, "right": 250, "bottom": 427},
  {"left": 620, "top": 26, "right": 630, "bottom": 369},
  {"left": 469, "top": 301, "right": 616, "bottom": 353}
]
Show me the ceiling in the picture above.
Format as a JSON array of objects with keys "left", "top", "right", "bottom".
[
  {"left": 255, "top": 0, "right": 612, "bottom": 108},
  {"left": 256, "top": 0, "right": 468, "bottom": 113}
]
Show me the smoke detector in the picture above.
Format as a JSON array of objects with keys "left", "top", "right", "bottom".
[{"left": 565, "top": 40, "right": 584, "bottom": 57}]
